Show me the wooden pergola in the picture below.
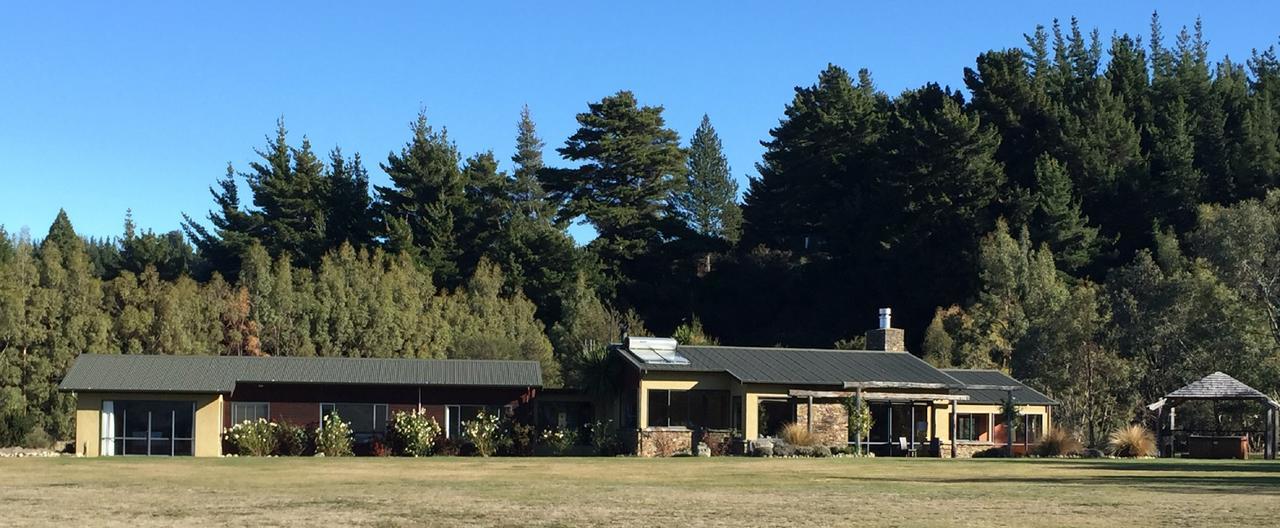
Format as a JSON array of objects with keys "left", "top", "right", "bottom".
[{"left": 1148, "top": 372, "right": 1279, "bottom": 460}]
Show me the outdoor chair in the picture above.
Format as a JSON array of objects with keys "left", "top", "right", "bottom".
[{"left": 897, "top": 437, "right": 917, "bottom": 457}]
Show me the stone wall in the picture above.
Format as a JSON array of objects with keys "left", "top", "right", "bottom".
[
  {"left": 865, "top": 328, "right": 906, "bottom": 352},
  {"left": 952, "top": 443, "right": 997, "bottom": 458},
  {"left": 636, "top": 428, "right": 693, "bottom": 457},
  {"left": 792, "top": 401, "right": 848, "bottom": 447}
]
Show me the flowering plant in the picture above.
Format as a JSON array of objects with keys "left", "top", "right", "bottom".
[
  {"left": 462, "top": 410, "right": 506, "bottom": 457},
  {"left": 315, "top": 412, "right": 354, "bottom": 457},
  {"left": 586, "top": 420, "right": 619, "bottom": 455},
  {"left": 387, "top": 408, "right": 442, "bottom": 457},
  {"left": 540, "top": 427, "right": 578, "bottom": 455},
  {"left": 224, "top": 418, "right": 278, "bottom": 456}
]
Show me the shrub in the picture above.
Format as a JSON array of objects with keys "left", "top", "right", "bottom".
[
  {"left": 587, "top": 420, "right": 622, "bottom": 455},
  {"left": 1033, "top": 427, "right": 1084, "bottom": 457},
  {"left": 812, "top": 445, "right": 832, "bottom": 458},
  {"left": 509, "top": 422, "right": 536, "bottom": 456},
  {"left": 1107, "top": 424, "right": 1156, "bottom": 458},
  {"left": 780, "top": 422, "right": 816, "bottom": 447},
  {"left": 462, "top": 410, "right": 506, "bottom": 457},
  {"left": 371, "top": 439, "right": 391, "bottom": 457},
  {"left": 972, "top": 446, "right": 1008, "bottom": 458},
  {"left": 435, "top": 436, "right": 462, "bottom": 456},
  {"left": 20, "top": 427, "right": 53, "bottom": 449},
  {"left": 540, "top": 427, "right": 578, "bottom": 455},
  {"left": 387, "top": 409, "right": 442, "bottom": 457},
  {"left": 843, "top": 397, "right": 872, "bottom": 444},
  {"left": 225, "top": 419, "right": 279, "bottom": 456},
  {"left": 0, "top": 411, "right": 36, "bottom": 447},
  {"left": 315, "top": 412, "right": 354, "bottom": 457},
  {"left": 773, "top": 443, "right": 797, "bottom": 457},
  {"left": 276, "top": 422, "right": 310, "bottom": 456},
  {"left": 750, "top": 439, "right": 773, "bottom": 457}
]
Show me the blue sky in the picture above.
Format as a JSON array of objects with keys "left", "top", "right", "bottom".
[{"left": 2, "top": 1, "right": 1279, "bottom": 244}]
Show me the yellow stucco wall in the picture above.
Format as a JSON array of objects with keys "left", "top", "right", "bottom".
[
  {"left": 931, "top": 402, "right": 1053, "bottom": 448},
  {"left": 73, "top": 392, "right": 224, "bottom": 457}
]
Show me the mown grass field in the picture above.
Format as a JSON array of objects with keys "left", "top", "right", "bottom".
[{"left": 1, "top": 456, "right": 1277, "bottom": 527}]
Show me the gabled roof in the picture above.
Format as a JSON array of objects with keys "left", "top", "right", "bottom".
[
  {"left": 58, "top": 354, "right": 543, "bottom": 393},
  {"left": 941, "top": 369, "right": 1058, "bottom": 405},
  {"left": 615, "top": 344, "right": 966, "bottom": 389},
  {"left": 1165, "top": 371, "right": 1272, "bottom": 401}
]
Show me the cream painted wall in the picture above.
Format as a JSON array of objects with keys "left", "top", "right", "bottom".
[{"left": 73, "top": 392, "right": 224, "bottom": 457}]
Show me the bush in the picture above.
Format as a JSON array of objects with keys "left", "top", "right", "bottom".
[
  {"left": 20, "top": 427, "right": 53, "bottom": 449},
  {"left": 587, "top": 420, "right": 620, "bottom": 455},
  {"left": 750, "top": 439, "right": 774, "bottom": 457},
  {"left": 1033, "top": 427, "right": 1084, "bottom": 457},
  {"left": 386, "top": 409, "right": 442, "bottom": 457},
  {"left": 780, "top": 422, "right": 816, "bottom": 447},
  {"left": 462, "top": 410, "right": 506, "bottom": 457},
  {"left": 435, "top": 436, "right": 462, "bottom": 456},
  {"left": 812, "top": 445, "right": 832, "bottom": 458},
  {"left": 540, "top": 427, "right": 578, "bottom": 455},
  {"left": 0, "top": 411, "right": 36, "bottom": 447},
  {"left": 509, "top": 422, "right": 536, "bottom": 456},
  {"left": 225, "top": 419, "right": 279, "bottom": 456},
  {"left": 275, "top": 422, "right": 309, "bottom": 456},
  {"left": 371, "top": 439, "right": 391, "bottom": 457},
  {"left": 1107, "top": 424, "right": 1156, "bottom": 458},
  {"left": 315, "top": 412, "right": 354, "bottom": 457},
  {"left": 773, "top": 443, "right": 797, "bottom": 457},
  {"left": 972, "top": 446, "right": 1008, "bottom": 458}
]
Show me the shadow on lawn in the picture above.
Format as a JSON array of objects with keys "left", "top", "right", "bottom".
[
  {"left": 826, "top": 468, "right": 1280, "bottom": 495},
  {"left": 1051, "top": 460, "right": 1280, "bottom": 474}
]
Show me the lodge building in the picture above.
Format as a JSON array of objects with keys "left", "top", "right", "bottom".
[{"left": 59, "top": 309, "right": 1054, "bottom": 457}]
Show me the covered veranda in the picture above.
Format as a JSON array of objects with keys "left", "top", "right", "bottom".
[{"left": 1148, "top": 371, "right": 1279, "bottom": 460}]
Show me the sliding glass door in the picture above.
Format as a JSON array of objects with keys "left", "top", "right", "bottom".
[{"left": 101, "top": 400, "right": 195, "bottom": 456}]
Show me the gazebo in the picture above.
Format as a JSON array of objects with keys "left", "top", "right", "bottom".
[{"left": 1147, "top": 372, "right": 1279, "bottom": 460}]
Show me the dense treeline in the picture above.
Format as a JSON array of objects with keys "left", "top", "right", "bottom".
[{"left": 3, "top": 14, "right": 1280, "bottom": 446}]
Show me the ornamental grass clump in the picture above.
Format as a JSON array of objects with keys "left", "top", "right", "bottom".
[
  {"left": 780, "top": 422, "right": 816, "bottom": 447},
  {"left": 225, "top": 418, "right": 278, "bottom": 456},
  {"left": 1107, "top": 424, "right": 1156, "bottom": 458},
  {"left": 462, "top": 410, "right": 506, "bottom": 457},
  {"left": 387, "top": 409, "right": 442, "bottom": 457},
  {"left": 1033, "top": 427, "right": 1084, "bottom": 457},
  {"left": 315, "top": 412, "right": 354, "bottom": 457}
]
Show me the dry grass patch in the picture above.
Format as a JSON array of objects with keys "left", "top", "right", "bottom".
[{"left": 1, "top": 457, "right": 1278, "bottom": 527}]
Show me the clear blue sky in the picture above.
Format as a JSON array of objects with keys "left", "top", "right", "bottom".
[{"left": 3, "top": 1, "right": 1279, "bottom": 244}]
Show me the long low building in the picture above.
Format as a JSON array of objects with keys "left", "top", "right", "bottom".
[
  {"left": 58, "top": 355, "right": 541, "bottom": 457},
  {"left": 59, "top": 309, "right": 1055, "bottom": 457}
]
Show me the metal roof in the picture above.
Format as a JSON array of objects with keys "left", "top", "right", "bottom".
[
  {"left": 58, "top": 354, "right": 543, "bottom": 393},
  {"left": 941, "top": 369, "right": 1058, "bottom": 405},
  {"left": 616, "top": 344, "right": 966, "bottom": 388}
]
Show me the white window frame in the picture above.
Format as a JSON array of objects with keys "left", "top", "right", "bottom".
[{"left": 230, "top": 401, "right": 270, "bottom": 424}]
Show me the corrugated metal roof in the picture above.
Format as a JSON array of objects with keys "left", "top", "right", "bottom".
[
  {"left": 942, "top": 369, "right": 1058, "bottom": 405},
  {"left": 58, "top": 354, "right": 543, "bottom": 393},
  {"left": 616, "top": 344, "right": 965, "bottom": 388},
  {"left": 1165, "top": 371, "right": 1270, "bottom": 400}
]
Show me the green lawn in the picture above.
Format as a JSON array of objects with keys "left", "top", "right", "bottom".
[{"left": 1, "top": 456, "right": 1277, "bottom": 527}]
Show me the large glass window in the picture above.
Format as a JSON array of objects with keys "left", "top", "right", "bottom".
[
  {"left": 445, "top": 405, "right": 501, "bottom": 438},
  {"left": 1018, "top": 414, "right": 1044, "bottom": 443},
  {"left": 648, "top": 389, "right": 730, "bottom": 429},
  {"left": 320, "top": 403, "right": 388, "bottom": 443},
  {"left": 956, "top": 413, "right": 987, "bottom": 441},
  {"left": 231, "top": 402, "right": 269, "bottom": 424},
  {"left": 102, "top": 400, "right": 195, "bottom": 456}
]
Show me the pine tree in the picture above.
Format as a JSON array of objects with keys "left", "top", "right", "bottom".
[
  {"left": 1030, "top": 154, "right": 1101, "bottom": 271},
  {"left": 182, "top": 164, "right": 262, "bottom": 281},
  {"left": 672, "top": 115, "right": 741, "bottom": 242},
  {"left": 511, "top": 105, "right": 555, "bottom": 222},
  {"left": 376, "top": 111, "right": 466, "bottom": 287},
  {"left": 246, "top": 120, "right": 330, "bottom": 268},
  {"left": 324, "top": 149, "right": 375, "bottom": 250},
  {"left": 549, "top": 91, "right": 685, "bottom": 287}
]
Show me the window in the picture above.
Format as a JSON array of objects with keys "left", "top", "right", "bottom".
[
  {"left": 1018, "top": 414, "right": 1044, "bottom": 443},
  {"left": 231, "top": 402, "right": 269, "bottom": 424},
  {"left": 445, "top": 405, "right": 501, "bottom": 438},
  {"left": 956, "top": 413, "right": 982, "bottom": 441},
  {"left": 101, "top": 400, "right": 195, "bottom": 456},
  {"left": 648, "top": 389, "right": 730, "bottom": 429},
  {"left": 319, "top": 403, "right": 388, "bottom": 442}
]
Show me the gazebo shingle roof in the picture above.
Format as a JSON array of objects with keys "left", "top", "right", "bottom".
[{"left": 1166, "top": 371, "right": 1271, "bottom": 401}]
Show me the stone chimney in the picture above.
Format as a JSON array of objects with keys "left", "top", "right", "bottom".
[{"left": 864, "top": 308, "right": 905, "bottom": 352}]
